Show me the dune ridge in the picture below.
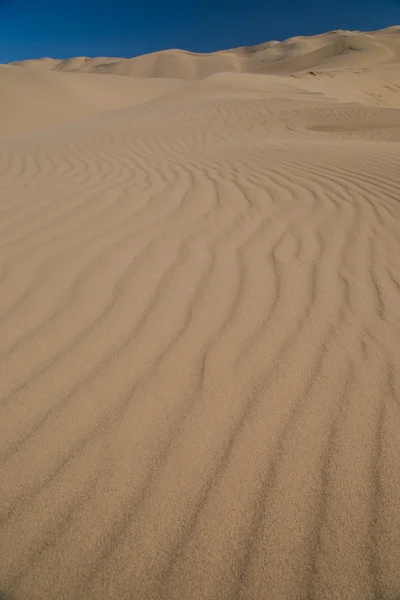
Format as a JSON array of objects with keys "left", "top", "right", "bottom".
[
  {"left": 9, "top": 26, "right": 400, "bottom": 79},
  {"left": 0, "top": 26, "right": 400, "bottom": 600}
]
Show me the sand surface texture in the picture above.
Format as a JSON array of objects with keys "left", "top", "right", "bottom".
[{"left": 1, "top": 27, "right": 400, "bottom": 600}]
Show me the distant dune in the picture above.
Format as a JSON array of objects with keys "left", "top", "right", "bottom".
[
  {"left": 10, "top": 26, "right": 400, "bottom": 79},
  {"left": 2, "top": 27, "right": 400, "bottom": 139},
  {"left": 0, "top": 26, "right": 400, "bottom": 600}
]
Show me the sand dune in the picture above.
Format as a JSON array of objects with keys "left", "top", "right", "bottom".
[
  {"left": 1, "top": 27, "right": 400, "bottom": 600},
  {"left": 0, "top": 65, "right": 185, "bottom": 138},
  {"left": 10, "top": 26, "right": 400, "bottom": 79}
]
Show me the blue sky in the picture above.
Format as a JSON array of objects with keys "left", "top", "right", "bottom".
[{"left": 0, "top": 0, "right": 399, "bottom": 63}]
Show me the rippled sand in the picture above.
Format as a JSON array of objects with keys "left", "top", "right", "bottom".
[{"left": 1, "top": 28, "right": 400, "bottom": 600}]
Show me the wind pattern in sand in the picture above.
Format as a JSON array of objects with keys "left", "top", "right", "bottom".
[{"left": 1, "top": 33, "right": 400, "bottom": 600}]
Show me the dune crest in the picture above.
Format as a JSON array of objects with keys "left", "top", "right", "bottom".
[
  {"left": 0, "top": 26, "right": 400, "bottom": 600},
  {"left": 10, "top": 26, "right": 400, "bottom": 79}
]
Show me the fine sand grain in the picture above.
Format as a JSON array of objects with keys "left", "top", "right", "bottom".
[{"left": 1, "top": 27, "right": 400, "bottom": 600}]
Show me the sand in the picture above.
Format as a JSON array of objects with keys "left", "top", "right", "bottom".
[{"left": 0, "top": 27, "right": 400, "bottom": 600}]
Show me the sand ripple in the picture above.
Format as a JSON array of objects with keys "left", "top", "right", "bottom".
[{"left": 0, "top": 67, "right": 400, "bottom": 600}]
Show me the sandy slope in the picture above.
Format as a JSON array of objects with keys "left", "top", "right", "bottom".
[
  {"left": 1, "top": 28, "right": 400, "bottom": 600},
  {"left": 10, "top": 26, "right": 400, "bottom": 79},
  {"left": 0, "top": 66, "right": 186, "bottom": 138}
]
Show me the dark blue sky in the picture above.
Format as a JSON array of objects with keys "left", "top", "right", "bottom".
[{"left": 0, "top": 0, "right": 399, "bottom": 63}]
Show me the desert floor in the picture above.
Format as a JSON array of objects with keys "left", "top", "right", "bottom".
[{"left": 1, "top": 28, "right": 400, "bottom": 600}]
